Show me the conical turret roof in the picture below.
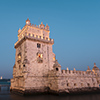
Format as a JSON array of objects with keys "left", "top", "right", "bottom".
[
  {"left": 92, "top": 63, "right": 99, "bottom": 70},
  {"left": 26, "top": 18, "right": 30, "bottom": 22},
  {"left": 53, "top": 60, "right": 61, "bottom": 68}
]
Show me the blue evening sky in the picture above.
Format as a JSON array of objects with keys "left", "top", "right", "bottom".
[{"left": 0, "top": 0, "right": 100, "bottom": 78}]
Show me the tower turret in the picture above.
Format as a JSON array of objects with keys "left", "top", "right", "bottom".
[
  {"left": 45, "top": 24, "right": 49, "bottom": 31},
  {"left": 11, "top": 18, "right": 55, "bottom": 93},
  {"left": 26, "top": 18, "right": 30, "bottom": 25},
  {"left": 92, "top": 63, "right": 99, "bottom": 74},
  {"left": 18, "top": 28, "right": 21, "bottom": 35},
  {"left": 53, "top": 60, "right": 61, "bottom": 72}
]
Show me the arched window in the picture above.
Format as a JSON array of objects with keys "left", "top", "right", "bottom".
[
  {"left": 37, "top": 52, "right": 43, "bottom": 63},
  {"left": 56, "top": 68, "right": 59, "bottom": 71}
]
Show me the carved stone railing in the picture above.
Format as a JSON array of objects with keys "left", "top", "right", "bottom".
[{"left": 15, "top": 33, "right": 54, "bottom": 47}]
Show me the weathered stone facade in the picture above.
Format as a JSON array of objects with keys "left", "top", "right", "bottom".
[{"left": 10, "top": 19, "right": 100, "bottom": 95}]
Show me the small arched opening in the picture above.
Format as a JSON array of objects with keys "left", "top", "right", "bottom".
[{"left": 56, "top": 68, "right": 59, "bottom": 71}]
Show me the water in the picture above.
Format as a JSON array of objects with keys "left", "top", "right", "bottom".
[
  {"left": 0, "top": 89, "right": 100, "bottom": 100},
  {"left": 0, "top": 81, "right": 100, "bottom": 100},
  {"left": 0, "top": 82, "right": 10, "bottom": 85}
]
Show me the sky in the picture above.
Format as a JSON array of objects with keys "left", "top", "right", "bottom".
[{"left": 0, "top": 0, "right": 100, "bottom": 78}]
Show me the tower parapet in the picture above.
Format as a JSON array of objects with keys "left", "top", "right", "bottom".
[{"left": 16, "top": 18, "right": 51, "bottom": 48}]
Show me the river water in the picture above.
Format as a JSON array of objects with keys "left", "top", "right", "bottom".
[
  {"left": 0, "top": 88, "right": 100, "bottom": 100},
  {"left": 0, "top": 81, "right": 100, "bottom": 100}
]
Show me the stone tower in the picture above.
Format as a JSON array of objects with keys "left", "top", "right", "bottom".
[
  {"left": 11, "top": 18, "right": 100, "bottom": 95},
  {"left": 10, "top": 18, "right": 59, "bottom": 94}
]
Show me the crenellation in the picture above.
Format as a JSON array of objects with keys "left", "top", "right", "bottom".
[
  {"left": 59, "top": 70, "right": 99, "bottom": 78},
  {"left": 15, "top": 33, "right": 54, "bottom": 48}
]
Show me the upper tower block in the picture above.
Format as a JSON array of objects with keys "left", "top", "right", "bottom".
[{"left": 15, "top": 18, "right": 54, "bottom": 48}]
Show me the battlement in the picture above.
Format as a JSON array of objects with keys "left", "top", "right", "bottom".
[
  {"left": 18, "top": 19, "right": 50, "bottom": 37},
  {"left": 18, "top": 23, "right": 49, "bottom": 35},
  {"left": 61, "top": 69, "right": 96, "bottom": 77},
  {"left": 25, "top": 18, "right": 49, "bottom": 31},
  {"left": 15, "top": 18, "right": 54, "bottom": 48},
  {"left": 30, "top": 23, "right": 49, "bottom": 31},
  {"left": 15, "top": 32, "right": 54, "bottom": 48}
]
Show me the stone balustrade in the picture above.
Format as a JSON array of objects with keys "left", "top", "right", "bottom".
[{"left": 15, "top": 33, "right": 54, "bottom": 47}]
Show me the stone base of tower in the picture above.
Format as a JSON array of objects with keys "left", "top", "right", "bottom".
[
  {"left": 64, "top": 87, "right": 100, "bottom": 95},
  {"left": 10, "top": 87, "right": 60, "bottom": 95},
  {"left": 10, "top": 87, "right": 100, "bottom": 96}
]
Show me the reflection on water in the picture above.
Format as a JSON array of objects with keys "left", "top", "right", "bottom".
[
  {"left": 10, "top": 94, "right": 100, "bottom": 100},
  {"left": 0, "top": 88, "right": 100, "bottom": 100}
]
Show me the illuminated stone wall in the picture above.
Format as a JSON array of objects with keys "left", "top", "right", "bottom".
[
  {"left": 10, "top": 19, "right": 100, "bottom": 94},
  {"left": 11, "top": 18, "right": 55, "bottom": 91}
]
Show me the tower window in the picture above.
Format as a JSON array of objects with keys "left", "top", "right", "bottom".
[
  {"left": 38, "top": 54, "right": 42, "bottom": 58},
  {"left": 74, "top": 83, "right": 77, "bottom": 86},
  {"left": 67, "top": 83, "right": 70, "bottom": 86},
  {"left": 23, "top": 65, "right": 25, "bottom": 67},
  {"left": 18, "top": 55, "right": 21, "bottom": 59},
  {"left": 37, "top": 43, "right": 41, "bottom": 48},
  {"left": 56, "top": 68, "right": 59, "bottom": 71},
  {"left": 37, "top": 52, "right": 43, "bottom": 63},
  {"left": 87, "top": 83, "right": 90, "bottom": 87}
]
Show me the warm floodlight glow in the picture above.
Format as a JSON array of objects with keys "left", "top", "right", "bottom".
[
  {"left": 0, "top": 76, "right": 2, "bottom": 79},
  {"left": 67, "top": 67, "right": 69, "bottom": 70},
  {"left": 40, "top": 54, "right": 43, "bottom": 58},
  {"left": 38, "top": 54, "right": 43, "bottom": 58},
  {"left": 53, "top": 57, "right": 55, "bottom": 61},
  {"left": 22, "top": 34, "right": 24, "bottom": 37},
  {"left": 18, "top": 55, "right": 21, "bottom": 59},
  {"left": 26, "top": 22, "right": 29, "bottom": 24},
  {"left": 31, "top": 34, "right": 33, "bottom": 36}
]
